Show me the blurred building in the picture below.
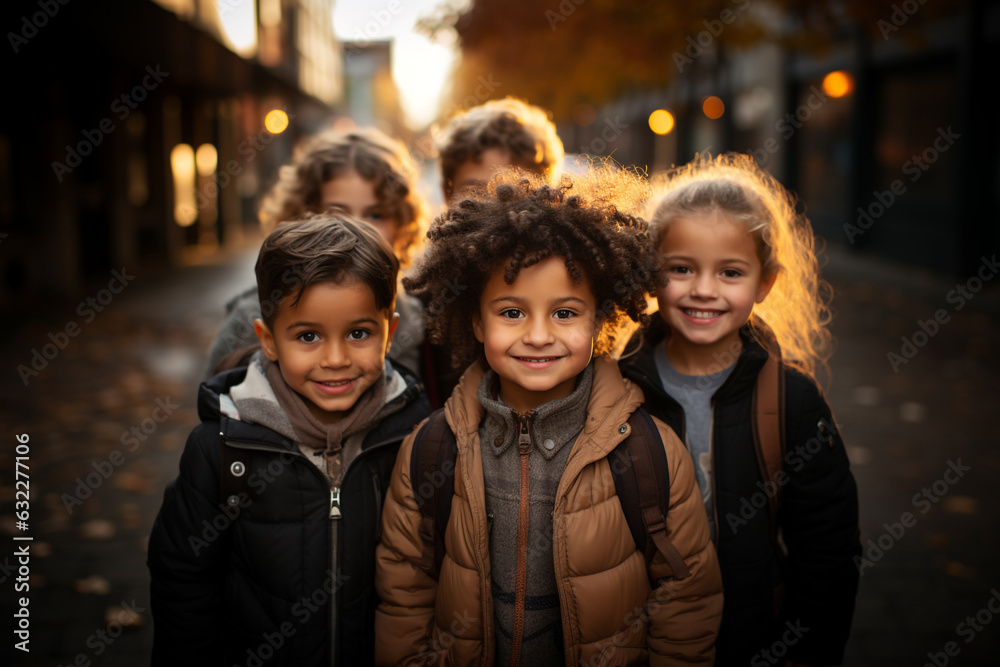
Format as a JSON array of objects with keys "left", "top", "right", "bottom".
[
  {"left": 341, "top": 40, "right": 409, "bottom": 141},
  {"left": 563, "top": 1, "right": 998, "bottom": 277},
  {"left": 0, "top": 0, "right": 342, "bottom": 308}
]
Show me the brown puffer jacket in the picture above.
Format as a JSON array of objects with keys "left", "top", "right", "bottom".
[{"left": 375, "top": 357, "right": 723, "bottom": 666}]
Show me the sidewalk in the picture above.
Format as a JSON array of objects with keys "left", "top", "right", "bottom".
[{"left": 0, "top": 239, "right": 997, "bottom": 665}]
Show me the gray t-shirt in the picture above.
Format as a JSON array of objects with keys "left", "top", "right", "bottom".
[{"left": 653, "top": 344, "right": 735, "bottom": 541}]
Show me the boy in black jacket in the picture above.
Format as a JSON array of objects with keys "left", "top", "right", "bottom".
[{"left": 148, "top": 214, "right": 430, "bottom": 665}]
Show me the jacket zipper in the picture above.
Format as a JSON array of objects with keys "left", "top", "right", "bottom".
[
  {"left": 225, "top": 434, "right": 401, "bottom": 667},
  {"left": 511, "top": 410, "right": 535, "bottom": 666},
  {"left": 328, "top": 435, "right": 401, "bottom": 667}
]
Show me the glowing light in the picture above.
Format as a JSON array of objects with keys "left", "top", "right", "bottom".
[
  {"left": 648, "top": 109, "right": 675, "bottom": 135},
  {"left": 333, "top": 0, "right": 463, "bottom": 130},
  {"left": 822, "top": 71, "right": 855, "bottom": 98},
  {"left": 217, "top": 0, "right": 257, "bottom": 57},
  {"left": 264, "top": 109, "right": 289, "bottom": 134},
  {"left": 170, "top": 144, "right": 197, "bottom": 227},
  {"left": 392, "top": 32, "right": 457, "bottom": 130},
  {"left": 702, "top": 96, "right": 725, "bottom": 120},
  {"left": 195, "top": 143, "right": 217, "bottom": 176}
]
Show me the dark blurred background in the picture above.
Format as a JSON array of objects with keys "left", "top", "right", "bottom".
[{"left": 0, "top": 0, "right": 998, "bottom": 664}]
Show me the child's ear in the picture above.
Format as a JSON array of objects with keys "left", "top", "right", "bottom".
[
  {"left": 756, "top": 271, "right": 778, "bottom": 303},
  {"left": 254, "top": 319, "right": 279, "bottom": 362},
  {"left": 385, "top": 311, "right": 400, "bottom": 354},
  {"left": 472, "top": 313, "right": 485, "bottom": 343}
]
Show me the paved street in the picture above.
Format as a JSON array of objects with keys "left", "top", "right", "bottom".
[{"left": 1, "top": 237, "right": 998, "bottom": 665}]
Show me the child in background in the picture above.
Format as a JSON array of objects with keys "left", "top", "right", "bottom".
[
  {"left": 620, "top": 153, "right": 861, "bottom": 666},
  {"left": 436, "top": 97, "right": 564, "bottom": 202},
  {"left": 149, "top": 215, "right": 431, "bottom": 665},
  {"left": 375, "top": 171, "right": 723, "bottom": 666},
  {"left": 206, "top": 127, "right": 430, "bottom": 379}
]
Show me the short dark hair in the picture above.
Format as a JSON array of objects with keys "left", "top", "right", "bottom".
[
  {"left": 255, "top": 213, "right": 399, "bottom": 327},
  {"left": 404, "top": 168, "right": 662, "bottom": 369}
]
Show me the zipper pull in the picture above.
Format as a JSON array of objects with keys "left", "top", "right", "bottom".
[
  {"left": 330, "top": 486, "right": 342, "bottom": 519},
  {"left": 516, "top": 411, "right": 535, "bottom": 455}
]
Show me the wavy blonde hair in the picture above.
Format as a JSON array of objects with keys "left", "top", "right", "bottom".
[
  {"left": 259, "top": 127, "right": 427, "bottom": 268},
  {"left": 649, "top": 153, "right": 833, "bottom": 380}
]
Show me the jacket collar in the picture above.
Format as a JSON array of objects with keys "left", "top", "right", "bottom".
[
  {"left": 476, "top": 363, "right": 594, "bottom": 461},
  {"left": 446, "top": 356, "right": 644, "bottom": 464}
]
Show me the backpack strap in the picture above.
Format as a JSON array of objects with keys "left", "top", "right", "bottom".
[
  {"left": 752, "top": 352, "right": 785, "bottom": 551},
  {"left": 412, "top": 407, "right": 693, "bottom": 582},
  {"left": 410, "top": 409, "right": 456, "bottom": 580},
  {"left": 609, "top": 408, "right": 692, "bottom": 580}
]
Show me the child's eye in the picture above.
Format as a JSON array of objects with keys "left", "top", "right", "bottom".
[
  {"left": 722, "top": 269, "right": 743, "bottom": 278},
  {"left": 554, "top": 309, "right": 576, "bottom": 320},
  {"left": 668, "top": 265, "right": 691, "bottom": 275},
  {"left": 366, "top": 210, "right": 386, "bottom": 222},
  {"left": 348, "top": 329, "right": 371, "bottom": 341},
  {"left": 297, "top": 331, "right": 320, "bottom": 343},
  {"left": 500, "top": 308, "right": 524, "bottom": 320}
]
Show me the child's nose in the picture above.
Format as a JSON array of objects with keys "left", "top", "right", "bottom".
[
  {"left": 522, "top": 317, "right": 555, "bottom": 346},
  {"left": 321, "top": 341, "right": 350, "bottom": 368},
  {"left": 691, "top": 273, "right": 718, "bottom": 298}
]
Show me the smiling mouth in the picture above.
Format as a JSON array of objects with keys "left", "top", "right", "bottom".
[
  {"left": 515, "top": 356, "right": 563, "bottom": 363},
  {"left": 682, "top": 308, "right": 724, "bottom": 319},
  {"left": 315, "top": 378, "right": 356, "bottom": 386}
]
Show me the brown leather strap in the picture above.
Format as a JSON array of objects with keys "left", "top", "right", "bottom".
[
  {"left": 622, "top": 410, "right": 692, "bottom": 580},
  {"left": 752, "top": 352, "right": 785, "bottom": 551}
]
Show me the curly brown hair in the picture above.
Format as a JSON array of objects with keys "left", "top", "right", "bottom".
[
  {"left": 436, "top": 98, "right": 565, "bottom": 201},
  {"left": 259, "top": 127, "right": 427, "bottom": 267},
  {"left": 404, "top": 168, "right": 662, "bottom": 370}
]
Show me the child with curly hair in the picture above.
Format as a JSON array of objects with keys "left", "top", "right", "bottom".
[
  {"left": 206, "top": 127, "right": 430, "bottom": 379},
  {"left": 436, "top": 97, "right": 564, "bottom": 202},
  {"left": 375, "top": 170, "right": 723, "bottom": 665},
  {"left": 619, "top": 153, "right": 861, "bottom": 666}
]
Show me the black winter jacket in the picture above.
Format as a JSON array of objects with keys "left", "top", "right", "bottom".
[
  {"left": 148, "top": 364, "right": 430, "bottom": 666},
  {"left": 620, "top": 318, "right": 860, "bottom": 666}
]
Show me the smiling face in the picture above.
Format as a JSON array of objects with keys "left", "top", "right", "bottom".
[
  {"left": 473, "top": 255, "right": 599, "bottom": 412},
  {"left": 255, "top": 280, "right": 398, "bottom": 424},
  {"left": 320, "top": 170, "right": 397, "bottom": 244},
  {"left": 656, "top": 210, "right": 776, "bottom": 374}
]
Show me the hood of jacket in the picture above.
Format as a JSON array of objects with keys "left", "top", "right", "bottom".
[{"left": 444, "top": 355, "right": 645, "bottom": 467}]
